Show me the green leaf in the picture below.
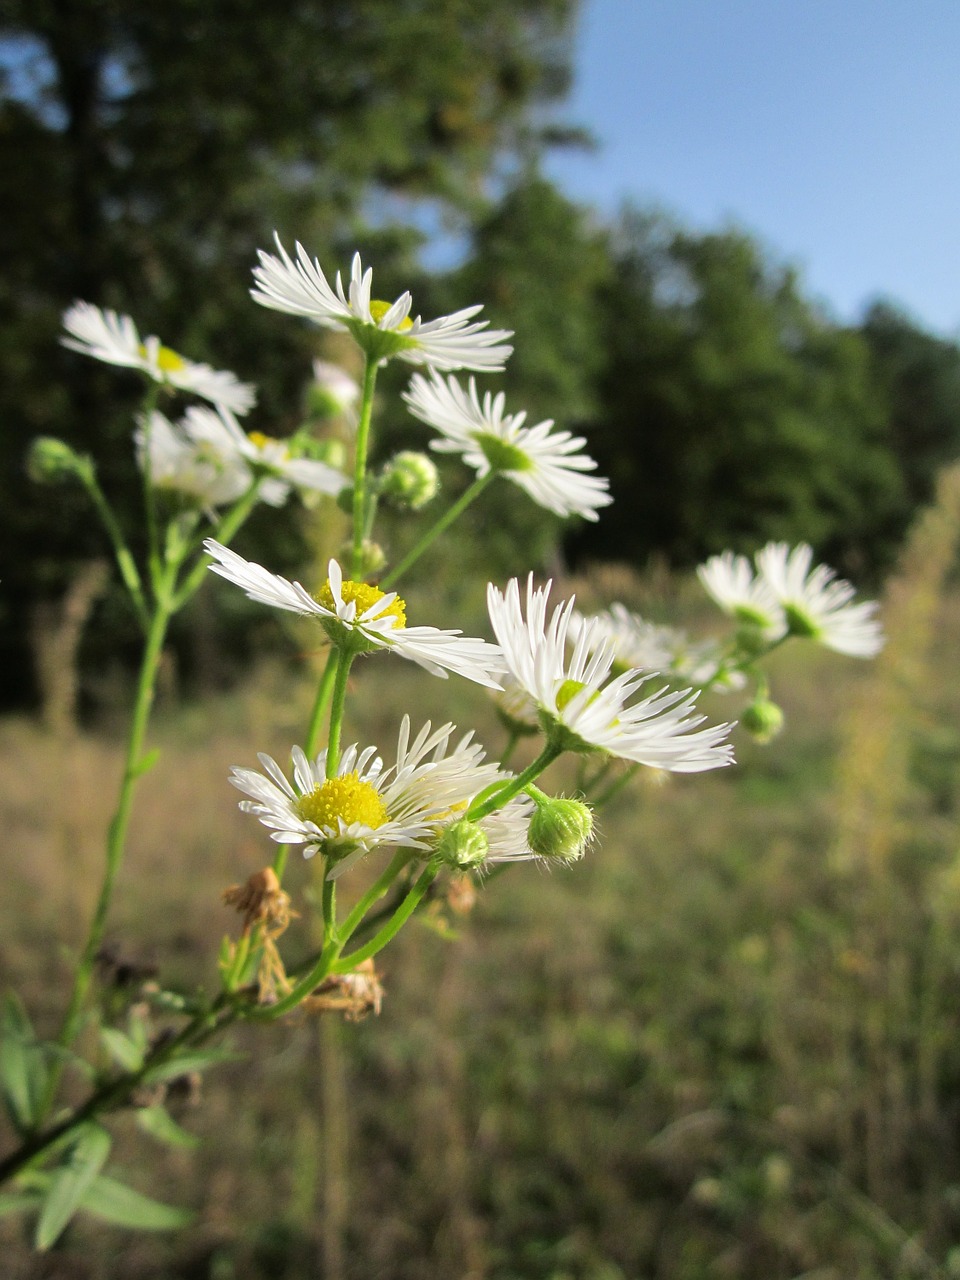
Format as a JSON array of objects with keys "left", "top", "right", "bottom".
[
  {"left": 0, "top": 1191, "right": 42, "bottom": 1219},
  {"left": 141, "top": 1047, "right": 240, "bottom": 1085},
  {"left": 136, "top": 1105, "right": 200, "bottom": 1150},
  {"left": 79, "top": 1175, "right": 194, "bottom": 1231},
  {"left": 0, "top": 994, "right": 49, "bottom": 1130},
  {"left": 35, "top": 1125, "right": 112, "bottom": 1250},
  {"left": 100, "top": 1027, "right": 144, "bottom": 1073}
]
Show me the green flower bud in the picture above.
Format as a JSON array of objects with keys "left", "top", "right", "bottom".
[
  {"left": 341, "top": 539, "right": 386, "bottom": 577},
  {"left": 305, "top": 360, "right": 360, "bottom": 420},
  {"left": 379, "top": 451, "right": 440, "bottom": 511},
  {"left": 740, "top": 697, "right": 784, "bottom": 744},
  {"left": 27, "top": 436, "right": 86, "bottom": 484},
  {"left": 528, "top": 795, "right": 594, "bottom": 863},
  {"left": 435, "top": 818, "right": 489, "bottom": 869}
]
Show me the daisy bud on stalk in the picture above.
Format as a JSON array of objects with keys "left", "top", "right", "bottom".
[
  {"left": 435, "top": 819, "right": 490, "bottom": 869},
  {"left": 27, "top": 436, "right": 88, "bottom": 485},
  {"left": 379, "top": 451, "right": 440, "bottom": 510},
  {"left": 527, "top": 792, "right": 594, "bottom": 863},
  {"left": 740, "top": 697, "right": 785, "bottom": 744}
]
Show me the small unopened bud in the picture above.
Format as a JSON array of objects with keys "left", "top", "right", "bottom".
[
  {"left": 435, "top": 818, "right": 489, "bottom": 869},
  {"left": 733, "top": 622, "right": 773, "bottom": 658},
  {"left": 740, "top": 697, "right": 784, "bottom": 744},
  {"left": 27, "top": 436, "right": 86, "bottom": 484},
  {"left": 343, "top": 539, "right": 386, "bottom": 577},
  {"left": 379, "top": 451, "right": 440, "bottom": 511},
  {"left": 528, "top": 795, "right": 594, "bottom": 863},
  {"left": 305, "top": 360, "right": 360, "bottom": 420}
]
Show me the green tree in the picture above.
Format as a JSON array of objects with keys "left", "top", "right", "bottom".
[
  {"left": 0, "top": 0, "right": 580, "bottom": 707},
  {"left": 574, "top": 211, "right": 903, "bottom": 573}
]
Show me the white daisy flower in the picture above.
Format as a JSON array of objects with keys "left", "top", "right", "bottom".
[
  {"left": 756, "top": 542, "right": 884, "bottom": 658},
  {"left": 230, "top": 717, "right": 498, "bottom": 872},
  {"left": 136, "top": 408, "right": 252, "bottom": 509},
  {"left": 487, "top": 576, "right": 735, "bottom": 772},
  {"left": 212, "top": 408, "right": 348, "bottom": 507},
  {"left": 310, "top": 359, "right": 361, "bottom": 417},
  {"left": 403, "top": 373, "right": 612, "bottom": 521},
  {"left": 696, "top": 550, "right": 787, "bottom": 639},
  {"left": 568, "top": 605, "right": 745, "bottom": 691},
  {"left": 204, "top": 540, "right": 505, "bottom": 687},
  {"left": 61, "top": 301, "right": 256, "bottom": 414},
  {"left": 479, "top": 793, "right": 538, "bottom": 864},
  {"left": 250, "top": 237, "right": 513, "bottom": 371}
]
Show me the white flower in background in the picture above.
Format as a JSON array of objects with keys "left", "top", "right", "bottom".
[
  {"left": 61, "top": 301, "right": 256, "bottom": 414},
  {"left": 204, "top": 541, "right": 505, "bottom": 687},
  {"left": 487, "top": 576, "right": 735, "bottom": 772},
  {"left": 251, "top": 238, "right": 513, "bottom": 371},
  {"left": 696, "top": 550, "right": 786, "bottom": 639},
  {"left": 491, "top": 672, "right": 541, "bottom": 733},
  {"left": 309, "top": 359, "right": 361, "bottom": 418},
  {"left": 220, "top": 415, "right": 348, "bottom": 507},
  {"left": 568, "top": 604, "right": 745, "bottom": 691},
  {"left": 230, "top": 717, "right": 498, "bottom": 872},
  {"left": 756, "top": 542, "right": 884, "bottom": 658},
  {"left": 136, "top": 409, "right": 252, "bottom": 509},
  {"left": 403, "top": 373, "right": 612, "bottom": 521}
]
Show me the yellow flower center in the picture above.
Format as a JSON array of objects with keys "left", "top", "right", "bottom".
[
  {"left": 140, "top": 342, "right": 186, "bottom": 373},
  {"left": 247, "top": 431, "right": 274, "bottom": 450},
  {"left": 555, "top": 678, "right": 588, "bottom": 712},
  {"left": 369, "top": 299, "right": 413, "bottom": 332},
  {"left": 295, "top": 772, "right": 389, "bottom": 831},
  {"left": 315, "top": 579, "right": 406, "bottom": 628}
]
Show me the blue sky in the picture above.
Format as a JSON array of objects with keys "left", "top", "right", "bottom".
[{"left": 544, "top": 1, "right": 960, "bottom": 335}]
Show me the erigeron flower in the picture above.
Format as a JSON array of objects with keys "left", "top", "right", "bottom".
[
  {"left": 308, "top": 359, "right": 361, "bottom": 418},
  {"left": 61, "top": 301, "right": 256, "bottom": 414},
  {"left": 568, "top": 604, "right": 745, "bottom": 691},
  {"left": 230, "top": 717, "right": 499, "bottom": 872},
  {"left": 227, "top": 422, "right": 348, "bottom": 507},
  {"left": 696, "top": 550, "right": 786, "bottom": 639},
  {"left": 204, "top": 541, "right": 505, "bottom": 687},
  {"left": 136, "top": 409, "right": 251, "bottom": 509},
  {"left": 756, "top": 542, "right": 884, "bottom": 658},
  {"left": 487, "top": 576, "right": 735, "bottom": 772},
  {"left": 251, "top": 238, "right": 513, "bottom": 371},
  {"left": 403, "top": 373, "right": 612, "bottom": 521}
]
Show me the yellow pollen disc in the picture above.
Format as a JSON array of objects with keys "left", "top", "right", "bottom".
[
  {"left": 315, "top": 579, "right": 406, "bottom": 628},
  {"left": 369, "top": 299, "right": 413, "bottom": 332},
  {"left": 247, "top": 431, "right": 276, "bottom": 450},
  {"left": 140, "top": 342, "right": 186, "bottom": 373},
  {"left": 295, "top": 772, "right": 388, "bottom": 830}
]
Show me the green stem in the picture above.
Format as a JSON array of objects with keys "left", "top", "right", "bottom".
[
  {"left": 467, "top": 743, "right": 563, "bottom": 822},
  {"left": 381, "top": 470, "right": 495, "bottom": 590},
  {"left": 304, "top": 649, "right": 339, "bottom": 758},
  {"left": 590, "top": 763, "right": 640, "bottom": 808},
  {"left": 332, "top": 863, "right": 438, "bottom": 972},
  {"left": 138, "top": 383, "right": 162, "bottom": 586},
  {"left": 171, "top": 478, "right": 264, "bottom": 611},
  {"left": 338, "top": 850, "right": 411, "bottom": 943},
  {"left": 351, "top": 359, "right": 379, "bottom": 578},
  {"left": 77, "top": 466, "right": 148, "bottom": 630},
  {"left": 41, "top": 578, "right": 177, "bottom": 1120},
  {"left": 325, "top": 649, "right": 355, "bottom": 778}
]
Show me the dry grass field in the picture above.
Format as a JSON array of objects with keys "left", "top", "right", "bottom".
[{"left": 2, "top": 558, "right": 960, "bottom": 1280}]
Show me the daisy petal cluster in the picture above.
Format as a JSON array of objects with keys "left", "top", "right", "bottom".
[
  {"left": 568, "top": 604, "right": 744, "bottom": 691},
  {"left": 756, "top": 542, "right": 884, "bottom": 657},
  {"left": 696, "top": 550, "right": 786, "bottom": 639},
  {"left": 251, "top": 238, "right": 513, "bottom": 371},
  {"left": 204, "top": 541, "right": 505, "bottom": 687},
  {"left": 403, "top": 373, "right": 612, "bottom": 521},
  {"left": 230, "top": 717, "right": 498, "bottom": 872},
  {"left": 136, "top": 408, "right": 251, "bottom": 509},
  {"left": 62, "top": 301, "right": 256, "bottom": 414},
  {"left": 487, "top": 576, "right": 735, "bottom": 772},
  {"left": 698, "top": 543, "right": 883, "bottom": 658},
  {"left": 137, "top": 406, "right": 347, "bottom": 511}
]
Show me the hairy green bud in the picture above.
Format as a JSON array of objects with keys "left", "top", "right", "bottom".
[
  {"left": 379, "top": 451, "right": 440, "bottom": 511},
  {"left": 528, "top": 795, "right": 594, "bottom": 863},
  {"left": 740, "top": 697, "right": 785, "bottom": 744},
  {"left": 27, "top": 436, "right": 86, "bottom": 484},
  {"left": 435, "top": 818, "right": 489, "bottom": 869}
]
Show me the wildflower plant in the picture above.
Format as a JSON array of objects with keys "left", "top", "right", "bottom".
[{"left": 1, "top": 241, "right": 884, "bottom": 1249}]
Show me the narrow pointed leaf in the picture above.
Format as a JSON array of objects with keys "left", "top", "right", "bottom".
[
  {"left": 136, "top": 1105, "right": 200, "bottom": 1150},
  {"left": 79, "top": 1175, "right": 194, "bottom": 1230},
  {"left": 35, "top": 1125, "right": 112, "bottom": 1250},
  {"left": 0, "top": 1191, "right": 42, "bottom": 1219},
  {"left": 141, "top": 1047, "right": 240, "bottom": 1084},
  {"left": 100, "top": 1028, "right": 144, "bottom": 1073}
]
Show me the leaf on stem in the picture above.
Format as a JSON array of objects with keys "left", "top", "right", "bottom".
[
  {"left": 78, "top": 1175, "right": 195, "bottom": 1230},
  {"left": 136, "top": 1105, "right": 200, "bottom": 1150},
  {"left": 0, "top": 993, "right": 50, "bottom": 1132},
  {"left": 35, "top": 1124, "right": 112, "bottom": 1250}
]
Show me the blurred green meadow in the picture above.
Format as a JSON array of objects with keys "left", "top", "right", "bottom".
[{"left": 3, "top": 531, "right": 960, "bottom": 1280}]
